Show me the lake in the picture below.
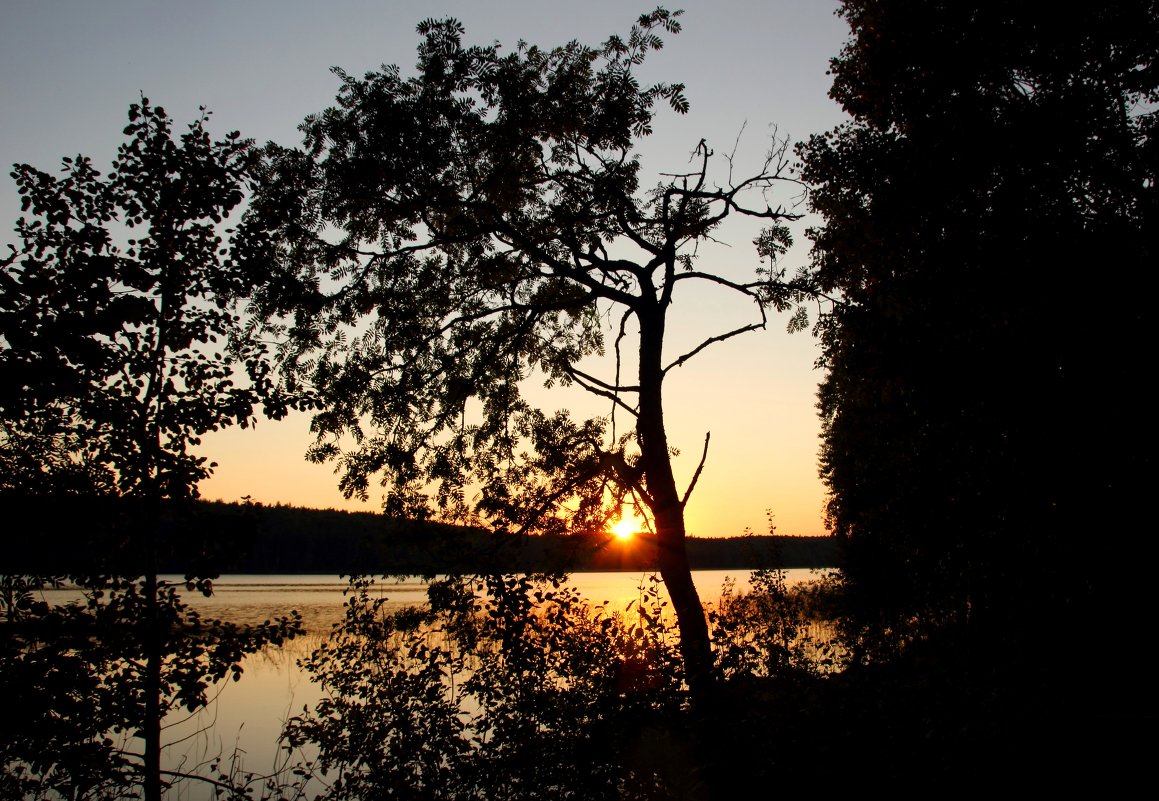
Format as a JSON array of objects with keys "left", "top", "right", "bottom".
[{"left": 44, "top": 569, "right": 834, "bottom": 797}]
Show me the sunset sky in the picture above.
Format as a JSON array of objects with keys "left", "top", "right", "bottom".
[{"left": 1, "top": 0, "right": 851, "bottom": 537}]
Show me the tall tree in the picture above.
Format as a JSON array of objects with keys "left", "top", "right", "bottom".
[
  {"left": 238, "top": 9, "right": 806, "bottom": 689},
  {"left": 800, "top": 0, "right": 1156, "bottom": 663},
  {"left": 2, "top": 98, "right": 281, "bottom": 501},
  {"left": 0, "top": 98, "right": 298, "bottom": 799}
]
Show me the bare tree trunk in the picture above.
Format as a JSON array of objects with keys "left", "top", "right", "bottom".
[
  {"left": 143, "top": 569, "right": 162, "bottom": 801},
  {"left": 637, "top": 307, "right": 714, "bottom": 695},
  {"left": 654, "top": 502, "right": 714, "bottom": 692}
]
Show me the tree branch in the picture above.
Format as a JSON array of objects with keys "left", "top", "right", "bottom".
[
  {"left": 563, "top": 364, "right": 640, "bottom": 418},
  {"left": 610, "top": 305, "right": 634, "bottom": 440},
  {"left": 681, "top": 431, "right": 710, "bottom": 507},
  {"left": 670, "top": 270, "right": 768, "bottom": 297},
  {"left": 663, "top": 321, "right": 766, "bottom": 375}
]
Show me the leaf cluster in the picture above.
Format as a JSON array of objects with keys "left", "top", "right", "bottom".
[
  {"left": 285, "top": 573, "right": 694, "bottom": 800},
  {"left": 1, "top": 98, "right": 288, "bottom": 502}
]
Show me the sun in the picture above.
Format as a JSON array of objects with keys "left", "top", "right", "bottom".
[{"left": 610, "top": 517, "right": 638, "bottom": 541}]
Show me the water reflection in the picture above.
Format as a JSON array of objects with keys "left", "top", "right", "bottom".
[
  {"left": 63, "top": 569, "right": 834, "bottom": 799},
  {"left": 164, "top": 569, "right": 830, "bottom": 633}
]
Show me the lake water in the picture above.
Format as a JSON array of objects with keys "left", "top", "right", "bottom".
[{"left": 44, "top": 569, "right": 834, "bottom": 798}]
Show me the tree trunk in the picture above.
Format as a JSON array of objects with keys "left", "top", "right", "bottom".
[
  {"left": 143, "top": 570, "right": 162, "bottom": 801},
  {"left": 636, "top": 306, "right": 714, "bottom": 695},
  {"left": 654, "top": 502, "right": 714, "bottom": 692}
]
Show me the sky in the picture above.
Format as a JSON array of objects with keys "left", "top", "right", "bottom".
[{"left": 1, "top": 0, "right": 852, "bottom": 537}]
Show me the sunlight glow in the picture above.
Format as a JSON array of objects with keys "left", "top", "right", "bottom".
[{"left": 610, "top": 517, "right": 638, "bottom": 541}]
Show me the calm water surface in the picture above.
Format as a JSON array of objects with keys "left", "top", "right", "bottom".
[
  {"left": 176, "top": 569, "right": 828, "bottom": 629},
  {"left": 44, "top": 570, "right": 834, "bottom": 798}
]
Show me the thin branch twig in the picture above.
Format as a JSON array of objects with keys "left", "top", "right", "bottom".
[{"left": 681, "top": 432, "right": 711, "bottom": 507}]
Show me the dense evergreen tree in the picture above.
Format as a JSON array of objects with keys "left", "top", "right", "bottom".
[{"left": 800, "top": 0, "right": 1156, "bottom": 706}]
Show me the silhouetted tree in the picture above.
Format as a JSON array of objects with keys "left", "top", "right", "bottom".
[
  {"left": 800, "top": 0, "right": 1156, "bottom": 704},
  {"left": 0, "top": 98, "right": 299, "bottom": 799},
  {"left": 1, "top": 98, "right": 284, "bottom": 500},
  {"left": 238, "top": 9, "right": 807, "bottom": 690}
]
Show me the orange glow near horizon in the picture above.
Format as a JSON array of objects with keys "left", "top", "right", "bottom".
[
  {"left": 610, "top": 518, "right": 636, "bottom": 540},
  {"left": 609, "top": 509, "right": 647, "bottom": 541}
]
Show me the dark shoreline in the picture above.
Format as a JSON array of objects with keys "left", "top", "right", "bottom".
[{"left": 4, "top": 497, "right": 837, "bottom": 574}]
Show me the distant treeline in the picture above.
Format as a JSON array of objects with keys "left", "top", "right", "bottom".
[{"left": 3, "top": 498, "right": 836, "bottom": 575}]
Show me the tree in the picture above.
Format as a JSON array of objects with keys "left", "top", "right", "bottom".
[
  {"left": 1, "top": 97, "right": 285, "bottom": 501},
  {"left": 800, "top": 0, "right": 1156, "bottom": 702},
  {"left": 238, "top": 8, "right": 807, "bottom": 690},
  {"left": 0, "top": 98, "right": 300, "bottom": 799}
]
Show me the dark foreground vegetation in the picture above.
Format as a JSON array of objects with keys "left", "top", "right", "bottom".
[{"left": 3, "top": 1, "right": 1156, "bottom": 797}]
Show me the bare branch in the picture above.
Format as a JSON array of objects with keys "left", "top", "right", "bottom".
[
  {"left": 610, "top": 305, "right": 634, "bottom": 439},
  {"left": 681, "top": 431, "right": 711, "bottom": 507},
  {"left": 564, "top": 364, "right": 639, "bottom": 395},
  {"left": 664, "top": 321, "right": 766, "bottom": 375},
  {"left": 563, "top": 364, "right": 640, "bottom": 418},
  {"left": 669, "top": 270, "right": 769, "bottom": 301}
]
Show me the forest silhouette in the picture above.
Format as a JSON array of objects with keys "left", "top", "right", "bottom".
[
  {"left": 2, "top": 2, "right": 1156, "bottom": 797},
  {"left": 4, "top": 498, "right": 837, "bottom": 576}
]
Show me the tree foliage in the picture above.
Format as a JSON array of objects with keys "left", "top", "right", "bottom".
[
  {"left": 800, "top": 0, "right": 1157, "bottom": 651},
  {"left": 239, "top": 6, "right": 811, "bottom": 686},
  {"left": 0, "top": 99, "right": 301, "bottom": 798},
  {"left": 1, "top": 574, "right": 300, "bottom": 801},
  {"left": 239, "top": 8, "right": 808, "bottom": 685},
  {"left": 285, "top": 568, "right": 838, "bottom": 800},
  {"left": 1, "top": 97, "right": 282, "bottom": 502}
]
